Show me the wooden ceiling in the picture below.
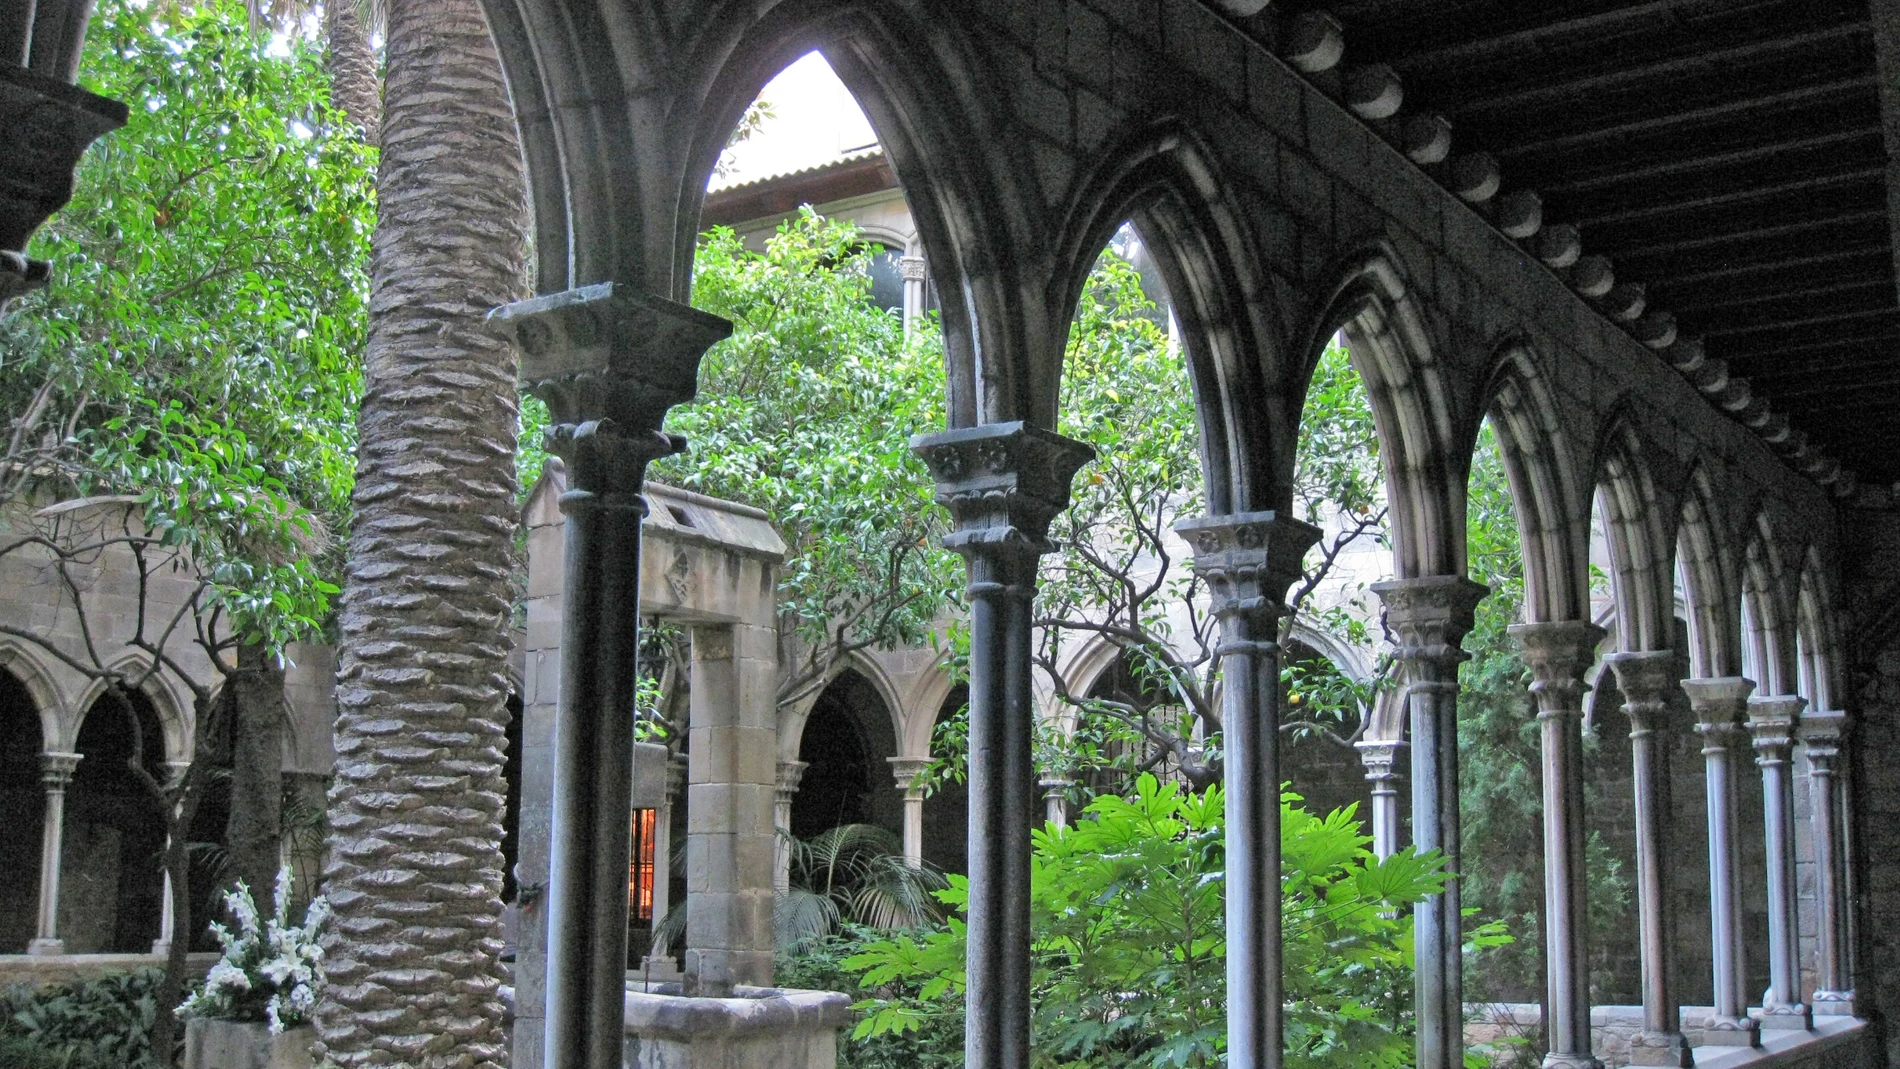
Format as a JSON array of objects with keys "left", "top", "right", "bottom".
[{"left": 1270, "top": 0, "right": 1900, "bottom": 486}]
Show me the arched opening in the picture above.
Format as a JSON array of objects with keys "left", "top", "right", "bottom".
[
  {"left": 1281, "top": 637, "right": 1377, "bottom": 822},
  {"left": 922, "top": 684, "right": 969, "bottom": 875},
  {"left": 0, "top": 668, "right": 46, "bottom": 952},
  {"left": 792, "top": 670, "right": 900, "bottom": 840},
  {"left": 66, "top": 687, "right": 168, "bottom": 954}
]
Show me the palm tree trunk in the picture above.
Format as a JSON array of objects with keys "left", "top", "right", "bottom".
[
  {"left": 323, "top": 0, "right": 381, "bottom": 145},
  {"left": 312, "top": 0, "right": 527, "bottom": 1062}
]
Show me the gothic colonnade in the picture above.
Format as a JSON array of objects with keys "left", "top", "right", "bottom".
[{"left": 470, "top": 4, "right": 1853, "bottom": 1069}]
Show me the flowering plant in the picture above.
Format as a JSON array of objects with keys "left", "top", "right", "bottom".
[{"left": 177, "top": 865, "right": 330, "bottom": 1033}]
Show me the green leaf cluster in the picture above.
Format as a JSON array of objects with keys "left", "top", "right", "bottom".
[{"left": 0, "top": 968, "right": 166, "bottom": 1069}]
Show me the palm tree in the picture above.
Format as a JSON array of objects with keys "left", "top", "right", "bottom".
[
  {"left": 309, "top": 0, "right": 527, "bottom": 1063},
  {"left": 322, "top": 0, "right": 380, "bottom": 144}
]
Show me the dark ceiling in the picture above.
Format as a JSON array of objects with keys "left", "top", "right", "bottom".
[{"left": 1271, "top": 0, "right": 1900, "bottom": 486}]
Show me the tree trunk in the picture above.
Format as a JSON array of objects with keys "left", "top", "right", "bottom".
[
  {"left": 311, "top": 0, "right": 527, "bottom": 1062},
  {"left": 323, "top": 0, "right": 381, "bottom": 146},
  {"left": 225, "top": 641, "right": 285, "bottom": 908}
]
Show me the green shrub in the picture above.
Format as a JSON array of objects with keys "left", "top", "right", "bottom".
[{"left": 0, "top": 968, "right": 166, "bottom": 1069}]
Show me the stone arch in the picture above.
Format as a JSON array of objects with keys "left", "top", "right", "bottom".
[
  {"left": 1796, "top": 546, "right": 1843, "bottom": 712},
  {"left": 1677, "top": 463, "right": 1745, "bottom": 680},
  {"left": 0, "top": 665, "right": 47, "bottom": 952},
  {"left": 1591, "top": 414, "right": 1677, "bottom": 655},
  {"left": 66, "top": 682, "right": 170, "bottom": 953},
  {"left": 0, "top": 640, "right": 67, "bottom": 753},
  {"left": 1300, "top": 243, "right": 1470, "bottom": 579},
  {"left": 1479, "top": 342, "right": 1592, "bottom": 624},
  {"left": 1742, "top": 514, "right": 1799, "bottom": 697},
  {"left": 1051, "top": 120, "right": 1291, "bottom": 513},
  {"left": 898, "top": 652, "right": 958, "bottom": 759},
  {"left": 71, "top": 656, "right": 191, "bottom": 767},
  {"left": 790, "top": 666, "right": 903, "bottom": 838},
  {"left": 1051, "top": 631, "right": 1129, "bottom": 740}
]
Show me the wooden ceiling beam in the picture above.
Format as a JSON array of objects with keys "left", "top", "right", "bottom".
[
  {"left": 1497, "top": 77, "right": 1877, "bottom": 159},
  {"left": 1573, "top": 167, "right": 1883, "bottom": 228},
  {"left": 1864, "top": 0, "right": 1900, "bottom": 312}
]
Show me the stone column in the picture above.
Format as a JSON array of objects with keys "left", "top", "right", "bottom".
[
  {"left": 1039, "top": 775, "right": 1071, "bottom": 829},
  {"left": 1680, "top": 677, "right": 1760, "bottom": 1047},
  {"left": 643, "top": 755, "right": 687, "bottom": 971},
  {"left": 1178, "top": 511, "right": 1321, "bottom": 1069},
  {"left": 1604, "top": 652, "right": 1693, "bottom": 1067},
  {"left": 900, "top": 255, "right": 927, "bottom": 337},
  {"left": 684, "top": 621, "right": 780, "bottom": 994},
  {"left": 1509, "top": 620, "right": 1607, "bottom": 1069},
  {"left": 913, "top": 422, "right": 1092, "bottom": 1069},
  {"left": 1748, "top": 694, "right": 1812, "bottom": 1030},
  {"left": 1376, "top": 575, "right": 1485, "bottom": 1069},
  {"left": 774, "top": 760, "right": 808, "bottom": 893},
  {"left": 1799, "top": 710, "right": 1853, "bottom": 1014},
  {"left": 27, "top": 751, "right": 81, "bottom": 956},
  {"left": 149, "top": 760, "right": 191, "bottom": 958},
  {"left": 1354, "top": 739, "right": 1404, "bottom": 860},
  {"left": 490, "top": 283, "right": 731, "bottom": 1069},
  {"left": 889, "top": 757, "right": 932, "bottom": 865}
]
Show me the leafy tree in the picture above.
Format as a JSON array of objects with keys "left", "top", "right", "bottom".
[
  {"left": 843, "top": 777, "right": 1452, "bottom": 1069},
  {"left": 2, "top": 3, "right": 373, "bottom": 1059}
]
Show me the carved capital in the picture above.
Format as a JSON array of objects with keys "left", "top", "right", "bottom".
[
  {"left": 1747, "top": 694, "right": 1804, "bottom": 766},
  {"left": 1507, "top": 620, "right": 1606, "bottom": 718},
  {"left": 38, "top": 750, "right": 80, "bottom": 790},
  {"left": 1, "top": 66, "right": 127, "bottom": 253},
  {"left": 1355, "top": 738, "right": 1404, "bottom": 783},
  {"left": 1373, "top": 575, "right": 1486, "bottom": 676},
  {"left": 888, "top": 756, "right": 932, "bottom": 793},
  {"left": 898, "top": 256, "right": 928, "bottom": 282},
  {"left": 1799, "top": 708, "right": 1847, "bottom": 768},
  {"left": 775, "top": 760, "right": 809, "bottom": 802},
  {"left": 1604, "top": 650, "right": 1677, "bottom": 733},
  {"left": 1681, "top": 676, "right": 1755, "bottom": 746},
  {"left": 1175, "top": 511, "right": 1322, "bottom": 632},
  {"left": 912, "top": 421, "right": 1094, "bottom": 570}
]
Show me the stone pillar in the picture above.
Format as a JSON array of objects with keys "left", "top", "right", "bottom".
[
  {"left": 774, "top": 760, "right": 808, "bottom": 893},
  {"left": 1800, "top": 710, "right": 1854, "bottom": 1015},
  {"left": 1509, "top": 620, "right": 1607, "bottom": 1069},
  {"left": 899, "top": 255, "right": 927, "bottom": 337},
  {"left": 1680, "top": 677, "right": 1760, "bottom": 1048},
  {"left": 490, "top": 283, "right": 731, "bottom": 1069},
  {"left": 1178, "top": 511, "right": 1321, "bottom": 1069},
  {"left": 913, "top": 421, "right": 1092, "bottom": 1069},
  {"left": 643, "top": 754, "right": 687, "bottom": 972},
  {"left": 27, "top": 751, "right": 81, "bottom": 956},
  {"left": 150, "top": 759, "right": 191, "bottom": 958},
  {"left": 683, "top": 621, "right": 780, "bottom": 994},
  {"left": 1038, "top": 776, "right": 1071, "bottom": 829},
  {"left": 1604, "top": 651, "right": 1693, "bottom": 1067},
  {"left": 1748, "top": 694, "right": 1812, "bottom": 1030},
  {"left": 889, "top": 757, "right": 932, "bottom": 865},
  {"left": 1376, "top": 575, "right": 1484, "bottom": 1069},
  {"left": 1354, "top": 739, "right": 1404, "bottom": 860}
]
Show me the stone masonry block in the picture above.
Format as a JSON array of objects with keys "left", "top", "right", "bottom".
[
  {"left": 1247, "top": 48, "right": 1305, "bottom": 144},
  {"left": 1066, "top": 3, "right": 1115, "bottom": 94},
  {"left": 1085, "top": 0, "right": 1157, "bottom": 36},
  {"left": 1277, "top": 144, "right": 1333, "bottom": 229},
  {"left": 1161, "top": 0, "right": 1243, "bottom": 105},
  {"left": 1074, "top": 86, "right": 1119, "bottom": 155}
]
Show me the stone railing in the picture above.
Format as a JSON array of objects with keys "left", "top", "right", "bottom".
[{"left": 1464, "top": 1005, "right": 1872, "bottom": 1068}]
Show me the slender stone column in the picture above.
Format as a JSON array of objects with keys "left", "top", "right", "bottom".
[
  {"left": 774, "top": 760, "right": 808, "bottom": 893},
  {"left": 899, "top": 256, "right": 928, "bottom": 338},
  {"left": 913, "top": 422, "right": 1092, "bottom": 1069},
  {"left": 1604, "top": 652, "right": 1693, "bottom": 1067},
  {"left": 1748, "top": 694, "right": 1812, "bottom": 1030},
  {"left": 643, "top": 755, "right": 686, "bottom": 971},
  {"left": 490, "top": 283, "right": 730, "bottom": 1069},
  {"left": 889, "top": 757, "right": 932, "bottom": 865},
  {"left": 1799, "top": 710, "right": 1854, "bottom": 1015},
  {"left": 149, "top": 760, "right": 191, "bottom": 958},
  {"left": 1510, "top": 620, "right": 1608, "bottom": 1069},
  {"left": 1680, "top": 677, "right": 1760, "bottom": 1047},
  {"left": 1178, "top": 511, "right": 1321, "bottom": 1069},
  {"left": 27, "top": 751, "right": 81, "bottom": 956},
  {"left": 1354, "top": 739, "right": 1404, "bottom": 860},
  {"left": 1039, "top": 775, "right": 1072, "bottom": 829},
  {"left": 1376, "top": 575, "right": 1485, "bottom": 1069}
]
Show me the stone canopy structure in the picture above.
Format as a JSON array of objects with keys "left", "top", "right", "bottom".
[{"left": 469, "top": 2, "right": 1900, "bottom": 1069}]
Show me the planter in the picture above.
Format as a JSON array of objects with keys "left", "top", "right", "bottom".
[{"left": 181, "top": 1018, "right": 315, "bottom": 1069}]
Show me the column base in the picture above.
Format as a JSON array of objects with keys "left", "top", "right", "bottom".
[
  {"left": 150, "top": 940, "right": 170, "bottom": 957},
  {"left": 1628, "top": 1030, "right": 1693, "bottom": 1067},
  {"left": 1541, "top": 1052, "right": 1603, "bottom": 1069},
  {"left": 1700, "top": 1014, "right": 1760, "bottom": 1047},
  {"left": 25, "top": 938, "right": 65, "bottom": 957},
  {"left": 1758, "top": 1002, "right": 1812, "bottom": 1031},
  {"left": 1812, "top": 990, "right": 1856, "bottom": 1017}
]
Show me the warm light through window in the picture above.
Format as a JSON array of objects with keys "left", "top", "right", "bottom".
[{"left": 629, "top": 808, "right": 656, "bottom": 921}]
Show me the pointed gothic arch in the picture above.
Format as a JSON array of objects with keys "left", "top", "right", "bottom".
[
  {"left": 1592, "top": 414, "right": 1677, "bottom": 655},
  {"left": 1677, "top": 463, "right": 1745, "bottom": 680},
  {"left": 1480, "top": 342, "right": 1592, "bottom": 624}
]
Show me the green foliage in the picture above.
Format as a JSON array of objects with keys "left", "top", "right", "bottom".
[
  {"left": 778, "top": 823, "right": 949, "bottom": 947},
  {"left": 840, "top": 778, "right": 1448, "bottom": 1069},
  {"left": 0, "top": 969, "right": 167, "bottom": 1069},
  {"left": 6, "top": 0, "right": 375, "bottom": 648},
  {"left": 775, "top": 928, "right": 963, "bottom": 1069},
  {"left": 657, "top": 211, "right": 959, "bottom": 706}
]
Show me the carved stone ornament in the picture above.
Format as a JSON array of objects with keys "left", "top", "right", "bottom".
[
  {"left": 1, "top": 66, "right": 127, "bottom": 307},
  {"left": 1508, "top": 620, "right": 1607, "bottom": 715},
  {"left": 1747, "top": 694, "right": 1804, "bottom": 766},
  {"left": 898, "top": 256, "right": 928, "bottom": 282},
  {"left": 1680, "top": 676, "right": 1756, "bottom": 734},
  {"left": 911, "top": 421, "right": 1095, "bottom": 562},
  {"left": 1604, "top": 650, "right": 1677, "bottom": 732},
  {"left": 1174, "top": 510, "right": 1323, "bottom": 619},
  {"left": 37, "top": 750, "right": 81, "bottom": 790},
  {"left": 1372, "top": 575, "right": 1487, "bottom": 668}
]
